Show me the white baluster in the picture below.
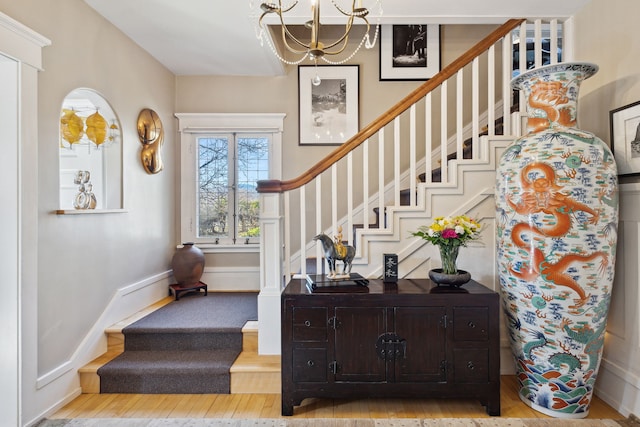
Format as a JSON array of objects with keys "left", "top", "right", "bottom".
[
  {"left": 502, "top": 34, "right": 512, "bottom": 136},
  {"left": 347, "top": 151, "right": 353, "bottom": 245},
  {"left": 472, "top": 57, "right": 480, "bottom": 159},
  {"left": 456, "top": 69, "right": 464, "bottom": 161},
  {"left": 550, "top": 19, "right": 559, "bottom": 65},
  {"left": 518, "top": 21, "right": 527, "bottom": 114},
  {"left": 363, "top": 138, "right": 369, "bottom": 235},
  {"left": 284, "top": 191, "right": 291, "bottom": 278},
  {"left": 534, "top": 19, "right": 543, "bottom": 68},
  {"left": 378, "top": 127, "right": 385, "bottom": 229},
  {"left": 315, "top": 179, "right": 322, "bottom": 275},
  {"left": 409, "top": 104, "right": 416, "bottom": 207},
  {"left": 332, "top": 163, "right": 338, "bottom": 237},
  {"left": 440, "top": 80, "right": 448, "bottom": 183},
  {"left": 488, "top": 45, "right": 496, "bottom": 138},
  {"left": 299, "top": 186, "right": 306, "bottom": 277},
  {"left": 394, "top": 116, "right": 400, "bottom": 206},
  {"left": 425, "top": 92, "right": 432, "bottom": 184}
]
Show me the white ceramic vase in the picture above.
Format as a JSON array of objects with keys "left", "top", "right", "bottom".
[{"left": 495, "top": 63, "right": 619, "bottom": 418}]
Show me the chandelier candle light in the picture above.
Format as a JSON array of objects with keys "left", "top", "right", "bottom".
[
  {"left": 253, "top": 0, "right": 382, "bottom": 83},
  {"left": 411, "top": 215, "right": 481, "bottom": 287}
]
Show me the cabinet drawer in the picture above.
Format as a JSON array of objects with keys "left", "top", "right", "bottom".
[
  {"left": 293, "top": 348, "right": 327, "bottom": 382},
  {"left": 453, "top": 307, "right": 489, "bottom": 341},
  {"left": 453, "top": 348, "right": 489, "bottom": 383},
  {"left": 293, "top": 307, "right": 328, "bottom": 341}
]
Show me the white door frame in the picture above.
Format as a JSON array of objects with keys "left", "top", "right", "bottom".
[{"left": 0, "top": 12, "right": 49, "bottom": 427}]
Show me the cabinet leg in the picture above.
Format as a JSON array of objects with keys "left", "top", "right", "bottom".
[
  {"left": 281, "top": 401, "right": 293, "bottom": 416},
  {"left": 281, "top": 394, "right": 295, "bottom": 416},
  {"left": 486, "top": 399, "right": 501, "bottom": 416}
]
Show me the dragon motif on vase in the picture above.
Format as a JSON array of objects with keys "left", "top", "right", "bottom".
[{"left": 506, "top": 162, "right": 607, "bottom": 309}]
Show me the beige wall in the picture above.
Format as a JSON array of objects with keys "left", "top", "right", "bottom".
[
  {"left": 176, "top": 25, "right": 498, "bottom": 182},
  {"left": 574, "top": 0, "right": 640, "bottom": 157},
  {"left": 0, "top": 0, "right": 177, "bottom": 386}
]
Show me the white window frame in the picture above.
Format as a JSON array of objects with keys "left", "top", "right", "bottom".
[{"left": 175, "top": 113, "right": 285, "bottom": 253}]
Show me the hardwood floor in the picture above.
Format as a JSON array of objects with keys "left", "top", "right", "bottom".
[{"left": 50, "top": 375, "right": 622, "bottom": 420}]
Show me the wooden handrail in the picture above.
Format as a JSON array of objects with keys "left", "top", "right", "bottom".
[{"left": 257, "top": 18, "right": 525, "bottom": 193}]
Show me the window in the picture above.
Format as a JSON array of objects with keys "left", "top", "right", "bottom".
[
  {"left": 176, "top": 113, "right": 285, "bottom": 251},
  {"left": 197, "top": 134, "right": 269, "bottom": 243}
]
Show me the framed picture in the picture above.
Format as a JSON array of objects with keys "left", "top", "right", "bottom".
[
  {"left": 298, "top": 65, "right": 359, "bottom": 146},
  {"left": 379, "top": 24, "right": 440, "bottom": 81},
  {"left": 610, "top": 100, "right": 640, "bottom": 177}
]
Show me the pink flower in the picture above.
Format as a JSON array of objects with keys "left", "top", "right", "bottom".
[{"left": 441, "top": 229, "right": 458, "bottom": 239}]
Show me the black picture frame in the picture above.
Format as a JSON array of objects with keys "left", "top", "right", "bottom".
[
  {"left": 379, "top": 24, "right": 441, "bottom": 81},
  {"left": 298, "top": 65, "right": 360, "bottom": 146},
  {"left": 610, "top": 100, "right": 640, "bottom": 177}
]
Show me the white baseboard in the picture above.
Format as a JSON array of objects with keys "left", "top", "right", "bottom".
[
  {"left": 200, "top": 266, "right": 260, "bottom": 292},
  {"left": 31, "top": 271, "right": 173, "bottom": 424},
  {"left": 594, "top": 358, "right": 640, "bottom": 417},
  {"left": 500, "top": 346, "right": 516, "bottom": 375}
]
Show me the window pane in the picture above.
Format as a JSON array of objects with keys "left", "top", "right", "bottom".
[
  {"left": 198, "top": 137, "right": 229, "bottom": 238},
  {"left": 237, "top": 137, "right": 269, "bottom": 238}
]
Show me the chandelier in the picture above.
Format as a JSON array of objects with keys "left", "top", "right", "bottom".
[{"left": 253, "top": 0, "right": 383, "bottom": 67}]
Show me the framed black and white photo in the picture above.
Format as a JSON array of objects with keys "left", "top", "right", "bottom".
[
  {"left": 298, "top": 65, "right": 359, "bottom": 146},
  {"left": 379, "top": 24, "right": 440, "bottom": 81},
  {"left": 610, "top": 100, "right": 640, "bottom": 177}
]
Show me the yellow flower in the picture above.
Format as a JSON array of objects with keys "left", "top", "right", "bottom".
[{"left": 411, "top": 214, "right": 482, "bottom": 248}]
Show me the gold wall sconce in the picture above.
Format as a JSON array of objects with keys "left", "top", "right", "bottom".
[{"left": 137, "top": 108, "right": 164, "bottom": 174}]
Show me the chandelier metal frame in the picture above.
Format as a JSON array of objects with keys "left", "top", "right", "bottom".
[{"left": 254, "top": 0, "right": 382, "bottom": 65}]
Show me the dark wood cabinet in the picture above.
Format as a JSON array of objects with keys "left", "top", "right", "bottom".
[{"left": 281, "top": 278, "right": 500, "bottom": 416}]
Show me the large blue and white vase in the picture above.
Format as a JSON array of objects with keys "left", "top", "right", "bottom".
[{"left": 496, "top": 62, "right": 619, "bottom": 418}]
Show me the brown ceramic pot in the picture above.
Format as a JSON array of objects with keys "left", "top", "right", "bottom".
[{"left": 171, "top": 242, "right": 205, "bottom": 286}]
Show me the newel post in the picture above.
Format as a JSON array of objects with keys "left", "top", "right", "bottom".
[{"left": 258, "top": 192, "right": 283, "bottom": 354}]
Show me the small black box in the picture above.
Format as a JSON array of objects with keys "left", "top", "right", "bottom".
[{"left": 383, "top": 253, "right": 398, "bottom": 282}]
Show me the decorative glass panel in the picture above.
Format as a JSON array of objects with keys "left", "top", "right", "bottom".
[
  {"left": 197, "top": 136, "right": 230, "bottom": 239},
  {"left": 237, "top": 137, "right": 269, "bottom": 238}
]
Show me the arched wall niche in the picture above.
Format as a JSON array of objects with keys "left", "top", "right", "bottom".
[{"left": 57, "top": 88, "right": 124, "bottom": 213}]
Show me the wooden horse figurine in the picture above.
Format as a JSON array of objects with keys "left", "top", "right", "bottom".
[{"left": 313, "top": 232, "right": 356, "bottom": 279}]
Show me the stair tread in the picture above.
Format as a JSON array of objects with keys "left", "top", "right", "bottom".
[
  {"left": 79, "top": 348, "right": 122, "bottom": 372},
  {"left": 242, "top": 320, "right": 258, "bottom": 332},
  {"left": 230, "top": 352, "right": 281, "bottom": 373},
  {"left": 105, "top": 296, "right": 173, "bottom": 333},
  {"left": 97, "top": 349, "right": 241, "bottom": 374}
]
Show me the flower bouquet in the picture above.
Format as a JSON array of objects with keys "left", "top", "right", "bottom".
[{"left": 411, "top": 215, "right": 481, "bottom": 285}]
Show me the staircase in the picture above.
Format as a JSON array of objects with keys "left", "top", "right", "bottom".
[
  {"left": 79, "top": 297, "right": 280, "bottom": 394},
  {"left": 255, "top": 18, "right": 568, "bottom": 355},
  {"left": 365, "top": 111, "right": 508, "bottom": 232}
]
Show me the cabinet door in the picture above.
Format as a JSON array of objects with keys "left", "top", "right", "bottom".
[
  {"left": 334, "top": 307, "right": 387, "bottom": 382},
  {"left": 394, "top": 306, "right": 446, "bottom": 383}
]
